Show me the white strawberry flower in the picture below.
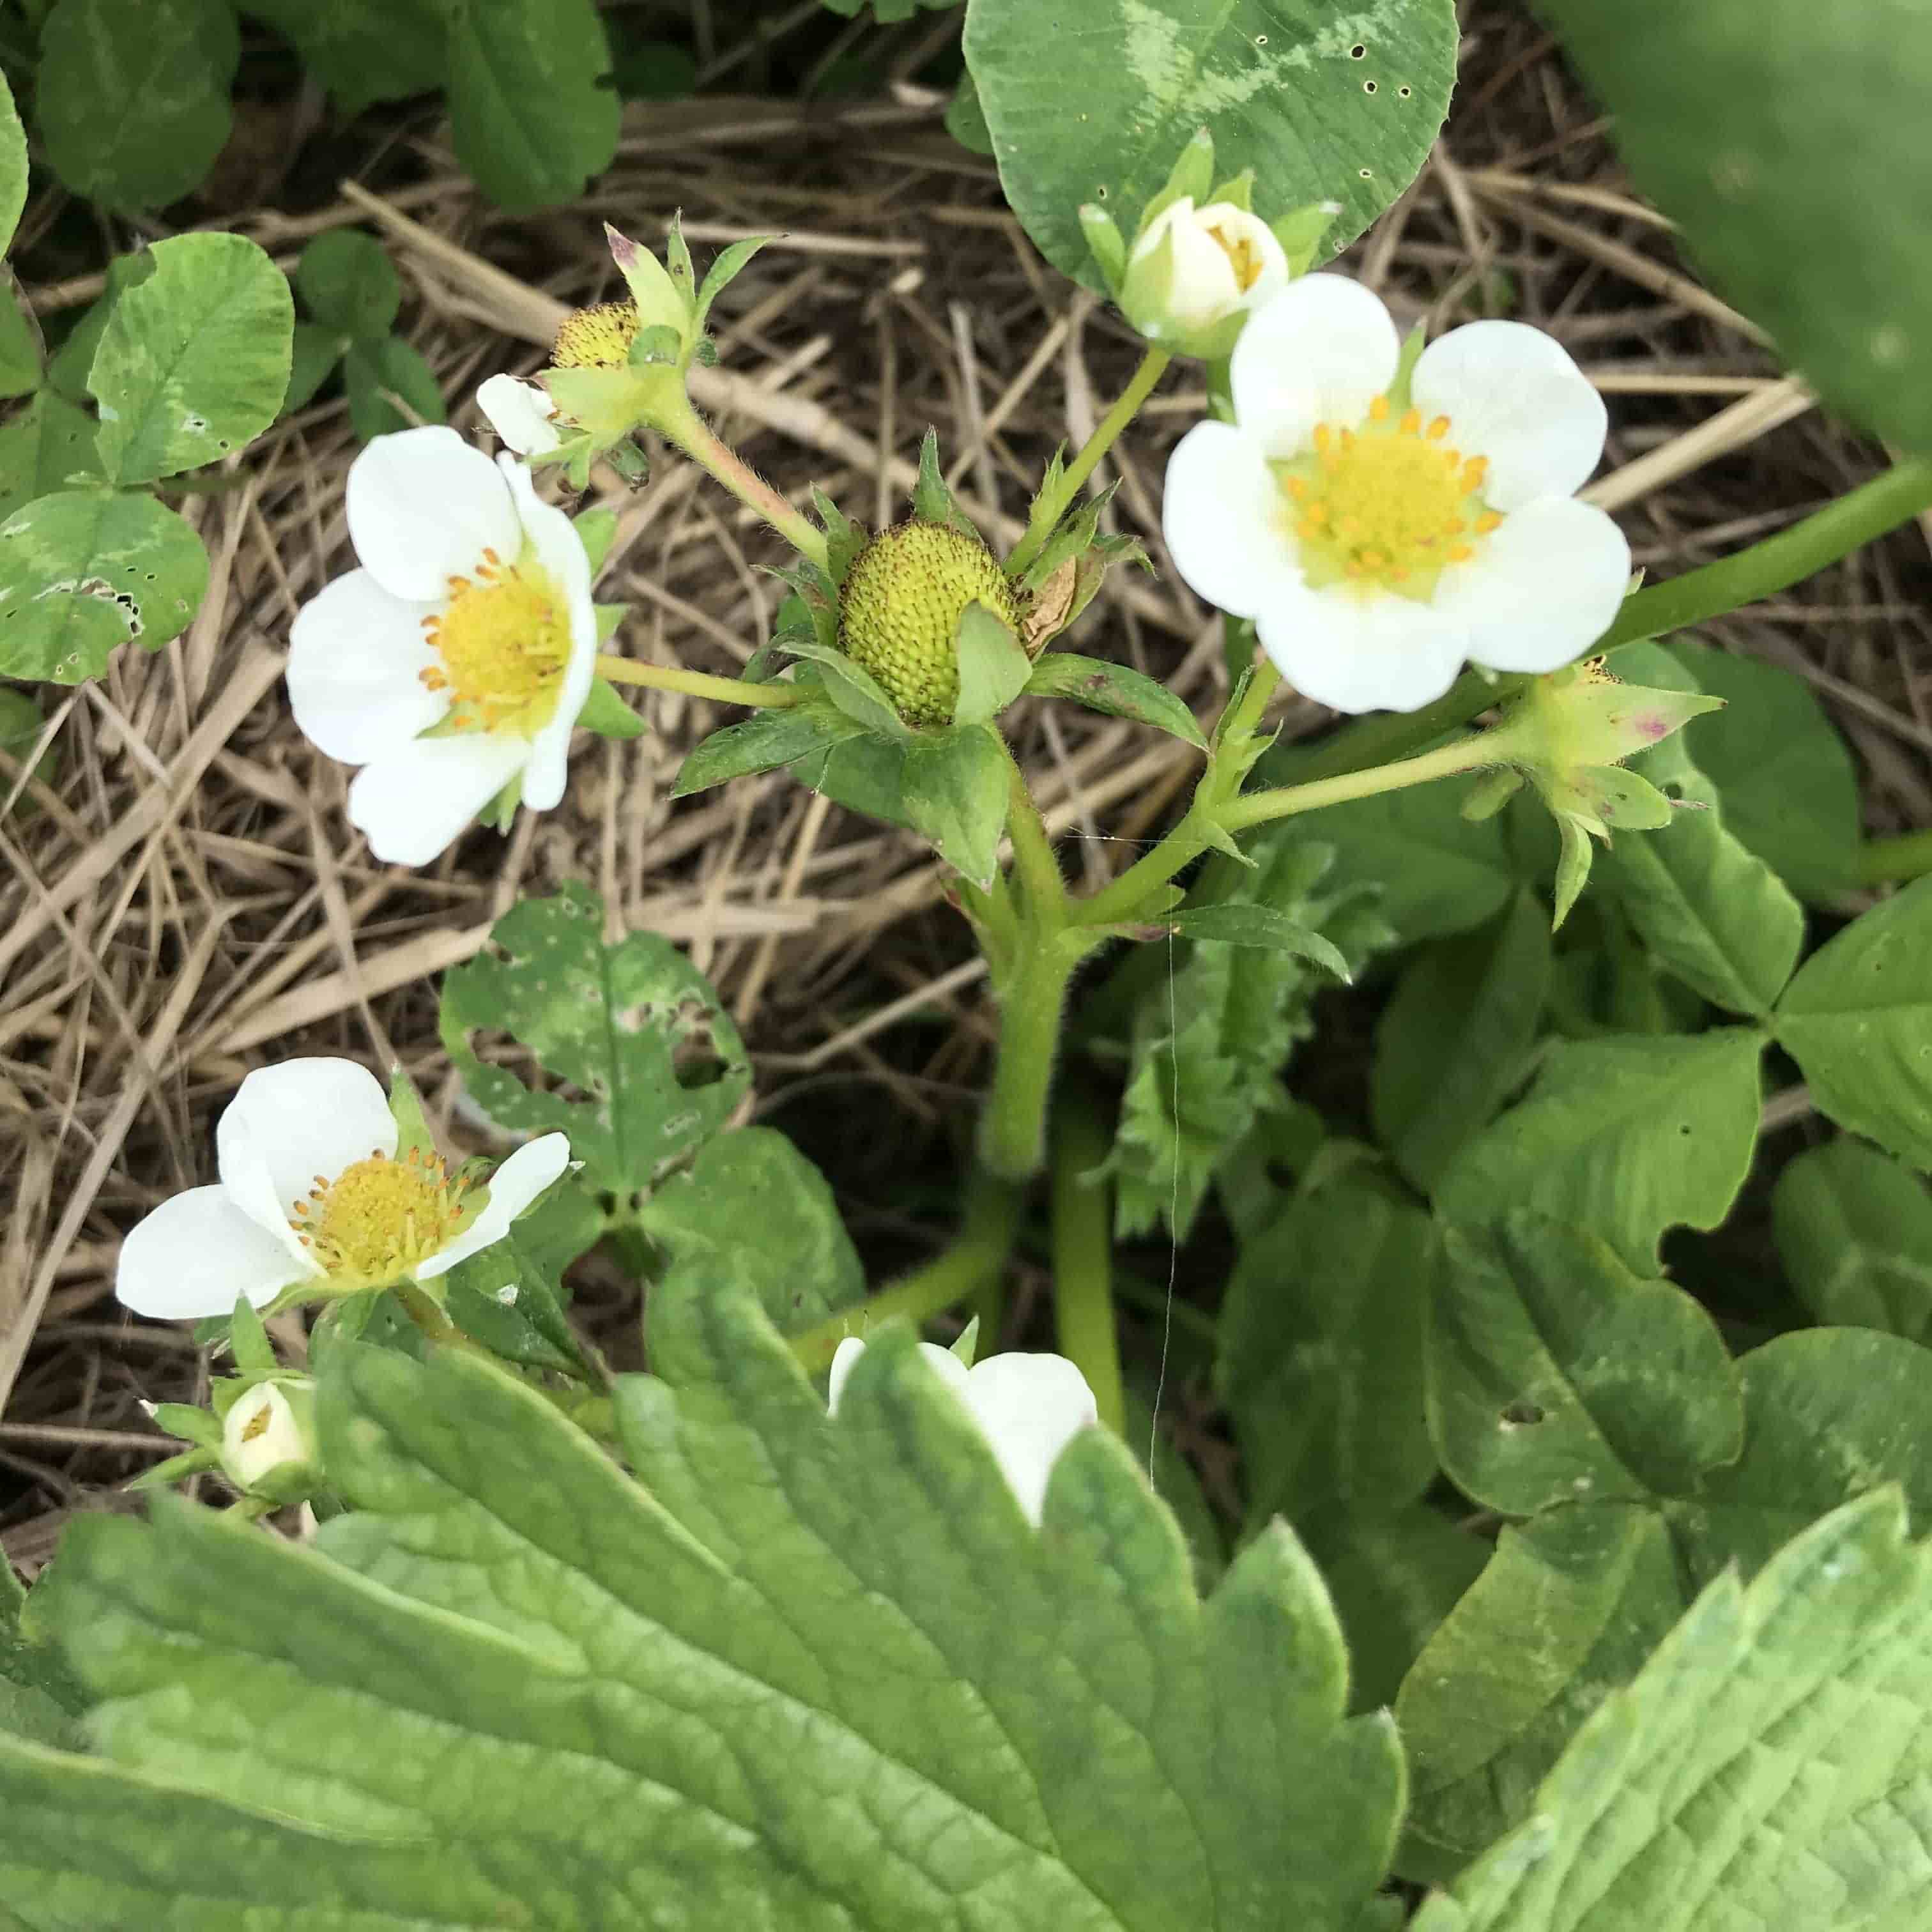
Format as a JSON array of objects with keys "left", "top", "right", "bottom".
[
  {"left": 477, "top": 373, "right": 563, "bottom": 456},
  {"left": 1163, "top": 274, "right": 1631, "bottom": 714},
  {"left": 287, "top": 426, "right": 596, "bottom": 865},
  {"left": 1123, "top": 195, "right": 1290, "bottom": 340},
  {"left": 829, "top": 1337, "right": 1098, "bottom": 1525},
  {"left": 220, "top": 1380, "right": 314, "bottom": 1491},
  {"left": 115, "top": 1057, "right": 571, "bottom": 1321}
]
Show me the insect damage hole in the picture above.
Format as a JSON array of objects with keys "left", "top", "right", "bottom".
[
  {"left": 1500, "top": 1400, "right": 1546, "bottom": 1428},
  {"left": 1363, "top": 79, "right": 1377, "bottom": 93},
  {"left": 1350, "top": 42, "right": 1367, "bottom": 57}
]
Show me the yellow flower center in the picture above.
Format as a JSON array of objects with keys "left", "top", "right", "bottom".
[
  {"left": 291, "top": 1146, "right": 471, "bottom": 1284},
  {"left": 418, "top": 548, "right": 571, "bottom": 733},
  {"left": 1208, "top": 222, "right": 1266, "bottom": 293},
  {"left": 1277, "top": 394, "right": 1503, "bottom": 600},
  {"left": 239, "top": 1402, "right": 272, "bottom": 1444},
  {"left": 552, "top": 300, "right": 640, "bottom": 371}
]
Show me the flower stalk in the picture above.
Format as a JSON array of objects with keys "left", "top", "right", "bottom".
[
  {"left": 594, "top": 654, "right": 802, "bottom": 709},
  {"left": 652, "top": 390, "right": 831, "bottom": 574},
  {"left": 1050, "top": 1082, "right": 1126, "bottom": 1438}
]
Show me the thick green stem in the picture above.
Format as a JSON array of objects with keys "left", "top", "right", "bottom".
[
  {"left": 1050, "top": 1083, "right": 1125, "bottom": 1436},
  {"left": 790, "top": 1169, "right": 1025, "bottom": 1372},
  {"left": 655, "top": 392, "right": 831, "bottom": 572},
  {"left": 979, "top": 934, "right": 1087, "bottom": 1181},
  {"left": 1292, "top": 456, "right": 1932, "bottom": 788},
  {"left": 1006, "top": 348, "right": 1172, "bottom": 578},
  {"left": 596, "top": 653, "right": 801, "bottom": 709},
  {"left": 1857, "top": 829, "right": 1932, "bottom": 887},
  {"left": 1004, "top": 752, "right": 1068, "bottom": 924},
  {"left": 1218, "top": 731, "right": 1497, "bottom": 834}
]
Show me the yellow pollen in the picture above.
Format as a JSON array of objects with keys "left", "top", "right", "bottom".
[
  {"left": 1276, "top": 405, "right": 1499, "bottom": 597},
  {"left": 418, "top": 555, "right": 571, "bottom": 733},
  {"left": 294, "top": 1149, "right": 471, "bottom": 1284},
  {"left": 1208, "top": 224, "right": 1266, "bottom": 293}
]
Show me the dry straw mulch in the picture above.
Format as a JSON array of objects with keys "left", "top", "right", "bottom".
[{"left": 4, "top": 1, "right": 1929, "bottom": 1568}]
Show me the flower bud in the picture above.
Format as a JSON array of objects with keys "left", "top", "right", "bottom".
[
  {"left": 1118, "top": 196, "right": 1289, "bottom": 354},
  {"left": 220, "top": 1379, "right": 317, "bottom": 1494},
  {"left": 838, "top": 521, "right": 1022, "bottom": 727}
]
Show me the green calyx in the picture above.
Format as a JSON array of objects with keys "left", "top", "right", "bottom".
[{"left": 838, "top": 520, "right": 1021, "bottom": 727}]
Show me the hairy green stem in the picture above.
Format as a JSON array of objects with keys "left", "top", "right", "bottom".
[
  {"left": 789, "top": 1169, "right": 1025, "bottom": 1372},
  {"left": 595, "top": 653, "right": 801, "bottom": 709},
  {"left": 979, "top": 935, "right": 1087, "bottom": 1181},
  {"left": 656, "top": 392, "right": 831, "bottom": 572},
  {"left": 1003, "top": 752, "right": 1068, "bottom": 925},
  {"left": 1218, "top": 731, "right": 1497, "bottom": 833},
  {"left": 1050, "top": 1084, "right": 1125, "bottom": 1436},
  {"left": 1006, "top": 347, "right": 1172, "bottom": 578},
  {"left": 1856, "top": 828, "right": 1932, "bottom": 887}
]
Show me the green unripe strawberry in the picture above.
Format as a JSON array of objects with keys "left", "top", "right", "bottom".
[{"left": 838, "top": 520, "right": 1021, "bottom": 727}]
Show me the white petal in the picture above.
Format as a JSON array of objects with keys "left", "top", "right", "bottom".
[
  {"left": 417, "top": 1133, "right": 572, "bottom": 1279},
  {"left": 1229, "top": 275, "right": 1400, "bottom": 459},
  {"left": 1436, "top": 497, "right": 1633, "bottom": 675},
  {"left": 477, "top": 375, "right": 562, "bottom": 456},
  {"left": 827, "top": 1335, "right": 970, "bottom": 1413},
  {"left": 1257, "top": 583, "right": 1472, "bottom": 715},
  {"left": 222, "top": 1383, "right": 309, "bottom": 1488},
  {"left": 346, "top": 732, "right": 528, "bottom": 867},
  {"left": 216, "top": 1059, "right": 398, "bottom": 1260},
  {"left": 286, "top": 568, "right": 447, "bottom": 765},
  {"left": 345, "top": 426, "right": 522, "bottom": 602},
  {"left": 502, "top": 456, "right": 599, "bottom": 811},
  {"left": 1162, "top": 421, "right": 1305, "bottom": 620},
  {"left": 116, "top": 1186, "right": 314, "bottom": 1319},
  {"left": 957, "top": 1354, "right": 1099, "bottom": 1526},
  {"left": 1411, "top": 321, "right": 1608, "bottom": 512}
]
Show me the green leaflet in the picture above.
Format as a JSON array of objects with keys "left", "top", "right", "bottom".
[
  {"left": 0, "top": 1557, "right": 86, "bottom": 1751},
  {"left": 1773, "top": 1137, "right": 1932, "bottom": 1342},
  {"left": 1434, "top": 1029, "right": 1763, "bottom": 1274},
  {"left": 637, "top": 1126, "right": 865, "bottom": 1336},
  {"left": 241, "top": 0, "right": 445, "bottom": 119},
  {"left": 902, "top": 722, "right": 1010, "bottom": 887},
  {"left": 1024, "top": 651, "right": 1208, "bottom": 749},
  {"left": 1775, "top": 873, "right": 1932, "bottom": 1169},
  {"left": 36, "top": 0, "right": 238, "bottom": 212},
  {"left": 0, "top": 68, "right": 25, "bottom": 259},
  {"left": 0, "top": 392, "right": 102, "bottom": 525},
  {"left": 963, "top": 0, "right": 1457, "bottom": 288},
  {"left": 89, "top": 233, "right": 295, "bottom": 486},
  {"left": 0, "top": 284, "right": 40, "bottom": 399},
  {"left": 438, "top": 883, "right": 750, "bottom": 1200},
  {"left": 341, "top": 336, "right": 447, "bottom": 441},
  {"left": 673, "top": 694, "right": 866, "bottom": 795},
  {"left": 1414, "top": 1491, "right": 1932, "bottom": 1932},
  {"left": 7, "top": 1279, "right": 1406, "bottom": 1929},
  {"left": 0, "top": 489, "right": 210, "bottom": 682},
  {"left": 293, "top": 230, "right": 402, "bottom": 339},
  {"left": 1536, "top": 0, "right": 1932, "bottom": 456}
]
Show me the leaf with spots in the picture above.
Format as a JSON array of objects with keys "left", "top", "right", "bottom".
[
  {"left": 89, "top": 233, "right": 294, "bottom": 486},
  {"left": 438, "top": 882, "right": 749, "bottom": 1202},
  {"left": 963, "top": 0, "right": 1458, "bottom": 288},
  {"left": 0, "top": 489, "right": 208, "bottom": 683},
  {"left": 1, "top": 1272, "right": 1406, "bottom": 1929}
]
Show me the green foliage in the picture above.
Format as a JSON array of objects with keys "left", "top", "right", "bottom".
[
  {"left": 673, "top": 691, "right": 867, "bottom": 795},
  {"left": 0, "top": 1557, "right": 86, "bottom": 1750},
  {"left": 1372, "top": 889, "right": 1551, "bottom": 1193},
  {"left": 1434, "top": 1029, "right": 1763, "bottom": 1273},
  {"left": 1105, "top": 836, "right": 1393, "bottom": 1239},
  {"left": 341, "top": 335, "right": 446, "bottom": 440},
  {"left": 439, "top": 883, "right": 751, "bottom": 1201},
  {"left": 0, "top": 68, "right": 26, "bottom": 257},
  {"left": 89, "top": 233, "right": 293, "bottom": 485},
  {"left": 293, "top": 230, "right": 401, "bottom": 339},
  {"left": 902, "top": 722, "right": 1010, "bottom": 887},
  {"left": 241, "top": 0, "right": 445, "bottom": 119},
  {"left": 4, "top": 1280, "right": 1406, "bottom": 1928},
  {"left": 1025, "top": 651, "right": 1208, "bottom": 749},
  {"left": 36, "top": 0, "right": 238, "bottom": 212},
  {"left": 1773, "top": 1137, "right": 1932, "bottom": 1341},
  {"left": 952, "top": 603, "right": 1032, "bottom": 726},
  {"left": 444, "top": 0, "right": 622, "bottom": 212},
  {"left": 0, "top": 284, "right": 40, "bottom": 398},
  {"left": 0, "top": 393, "right": 101, "bottom": 525},
  {"left": 963, "top": 0, "right": 1458, "bottom": 287},
  {"left": 1414, "top": 1491, "right": 1932, "bottom": 1932},
  {"left": 1537, "top": 0, "right": 1932, "bottom": 455},
  {"left": 638, "top": 1126, "right": 864, "bottom": 1335},
  {"left": 439, "top": 1169, "right": 605, "bottom": 1376},
  {"left": 1775, "top": 875, "right": 1932, "bottom": 1169},
  {"left": 0, "top": 488, "right": 209, "bottom": 681}
]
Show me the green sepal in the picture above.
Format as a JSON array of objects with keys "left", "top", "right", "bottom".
[
  {"left": 694, "top": 236, "right": 773, "bottom": 336},
  {"left": 901, "top": 722, "right": 1011, "bottom": 888},
  {"left": 1163, "top": 905, "right": 1352, "bottom": 980},
  {"left": 594, "top": 604, "right": 627, "bottom": 644},
  {"left": 1078, "top": 204, "right": 1128, "bottom": 289},
  {"left": 1023, "top": 652, "right": 1206, "bottom": 749},
  {"left": 951, "top": 601, "right": 1032, "bottom": 726},
  {"left": 126, "top": 1446, "right": 222, "bottom": 1492},
  {"left": 146, "top": 1402, "right": 220, "bottom": 1449},
  {"left": 1460, "top": 767, "right": 1522, "bottom": 822},
  {"left": 574, "top": 507, "right": 618, "bottom": 574},
  {"left": 1207, "top": 166, "right": 1256, "bottom": 214},
  {"left": 912, "top": 428, "right": 976, "bottom": 537},
  {"left": 663, "top": 218, "right": 696, "bottom": 303},
  {"left": 386, "top": 1066, "right": 438, "bottom": 1163},
  {"left": 672, "top": 692, "right": 866, "bottom": 797},
  {"left": 947, "top": 1315, "right": 981, "bottom": 1367},
  {"left": 546, "top": 364, "right": 676, "bottom": 451},
  {"left": 783, "top": 636, "right": 911, "bottom": 739},
  {"left": 628, "top": 323, "right": 684, "bottom": 369},
  {"left": 811, "top": 487, "right": 865, "bottom": 585},
  {"left": 227, "top": 1296, "right": 277, "bottom": 1379},
  {"left": 480, "top": 773, "right": 523, "bottom": 834},
  {"left": 1388, "top": 326, "right": 1427, "bottom": 413},
  {"left": 1197, "top": 813, "right": 1260, "bottom": 868},
  {"left": 605, "top": 222, "right": 692, "bottom": 349},
  {"left": 1272, "top": 199, "right": 1343, "bottom": 277},
  {"left": 1138, "top": 126, "right": 1215, "bottom": 238},
  {"left": 1551, "top": 814, "right": 1597, "bottom": 931},
  {"left": 576, "top": 678, "right": 647, "bottom": 741}
]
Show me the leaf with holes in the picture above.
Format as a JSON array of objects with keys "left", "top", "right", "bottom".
[
  {"left": 1413, "top": 1491, "right": 1932, "bottom": 1932},
  {"left": 638, "top": 1127, "right": 864, "bottom": 1337},
  {"left": 438, "top": 883, "right": 749, "bottom": 1201},
  {"left": 0, "top": 490, "right": 208, "bottom": 683},
  {"left": 35, "top": 0, "right": 238, "bottom": 211},
  {"left": 1775, "top": 874, "right": 1932, "bottom": 1169},
  {"left": 445, "top": 0, "right": 621, "bottom": 212},
  {"left": 964, "top": 0, "right": 1458, "bottom": 288},
  {"left": 90, "top": 234, "right": 295, "bottom": 486},
  {"left": 1773, "top": 1137, "right": 1932, "bottom": 1342},
  {"left": 3, "top": 1273, "right": 1407, "bottom": 1929},
  {"left": 1434, "top": 1029, "right": 1764, "bottom": 1273}
]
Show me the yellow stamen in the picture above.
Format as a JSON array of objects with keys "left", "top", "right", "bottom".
[
  {"left": 418, "top": 553, "right": 572, "bottom": 734},
  {"left": 1369, "top": 394, "right": 1391, "bottom": 422},
  {"left": 1427, "top": 416, "right": 1451, "bottom": 441},
  {"left": 293, "top": 1151, "right": 471, "bottom": 1285}
]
